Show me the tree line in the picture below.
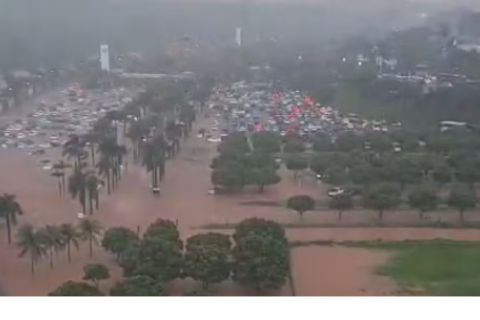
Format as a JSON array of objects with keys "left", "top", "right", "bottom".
[
  {"left": 48, "top": 218, "right": 290, "bottom": 296},
  {"left": 212, "top": 125, "right": 480, "bottom": 224}
]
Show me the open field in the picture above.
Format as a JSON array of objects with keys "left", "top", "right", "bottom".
[{"left": 2, "top": 100, "right": 480, "bottom": 295}]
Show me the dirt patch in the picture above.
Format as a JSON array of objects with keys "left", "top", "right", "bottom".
[{"left": 291, "top": 246, "right": 396, "bottom": 296}]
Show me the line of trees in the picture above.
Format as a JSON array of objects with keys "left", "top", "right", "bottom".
[
  {"left": 48, "top": 218, "right": 290, "bottom": 296},
  {"left": 16, "top": 219, "right": 103, "bottom": 274}
]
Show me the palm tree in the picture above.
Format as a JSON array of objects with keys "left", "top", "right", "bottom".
[
  {"left": 68, "top": 169, "right": 88, "bottom": 214},
  {"left": 0, "top": 194, "right": 24, "bottom": 244},
  {"left": 37, "top": 225, "right": 64, "bottom": 268},
  {"left": 59, "top": 223, "right": 80, "bottom": 263},
  {"left": 97, "top": 156, "right": 113, "bottom": 194},
  {"left": 51, "top": 171, "right": 64, "bottom": 197},
  {"left": 85, "top": 173, "right": 102, "bottom": 215},
  {"left": 78, "top": 219, "right": 102, "bottom": 257},
  {"left": 98, "top": 138, "right": 122, "bottom": 188},
  {"left": 17, "top": 224, "right": 47, "bottom": 274},
  {"left": 127, "top": 120, "right": 148, "bottom": 163},
  {"left": 141, "top": 136, "right": 166, "bottom": 190},
  {"left": 52, "top": 160, "right": 71, "bottom": 194},
  {"left": 63, "top": 134, "right": 86, "bottom": 170},
  {"left": 82, "top": 132, "right": 100, "bottom": 166}
]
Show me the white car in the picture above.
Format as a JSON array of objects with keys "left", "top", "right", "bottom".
[{"left": 328, "top": 187, "right": 345, "bottom": 197}]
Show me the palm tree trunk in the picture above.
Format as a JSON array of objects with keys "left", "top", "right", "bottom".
[
  {"left": 31, "top": 253, "right": 35, "bottom": 275},
  {"left": 90, "top": 145, "right": 96, "bottom": 166},
  {"left": 88, "top": 192, "right": 94, "bottom": 215},
  {"left": 89, "top": 236, "right": 93, "bottom": 257},
  {"left": 67, "top": 241, "right": 71, "bottom": 263},
  {"left": 81, "top": 199, "right": 86, "bottom": 215},
  {"left": 338, "top": 210, "right": 343, "bottom": 221},
  {"left": 49, "top": 250, "right": 54, "bottom": 268},
  {"left": 61, "top": 175, "right": 66, "bottom": 193},
  {"left": 106, "top": 172, "right": 111, "bottom": 194},
  {"left": 58, "top": 180, "right": 62, "bottom": 197},
  {"left": 152, "top": 167, "right": 157, "bottom": 188},
  {"left": 95, "top": 193, "right": 99, "bottom": 210},
  {"left": 6, "top": 213, "right": 11, "bottom": 244}
]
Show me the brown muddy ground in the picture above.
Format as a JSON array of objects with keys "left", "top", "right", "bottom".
[
  {"left": 291, "top": 246, "right": 396, "bottom": 296},
  {"left": 1, "top": 105, "right": 480, "bottom": 296}
]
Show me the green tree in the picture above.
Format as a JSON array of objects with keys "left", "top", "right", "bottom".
[
  {"left": 448, "top": 186, "right": 477, "bottom": 222},
  {"left": 408, "top": 185, "right": 438, "bottom": 221},
  {"left": 110, "top": 275, "right": 165, "bottom": 296},
  {"left": 17, "top": 224, "right": 46, "bottom": 274},
  {"left": 349, "top": 162, "right": 379, "bottom": 187},
  {"left": 287, "top": 195, "right": 316, "bottom": 221},
  {"left": 324, "top": 165, "right": 348, "bottom": 186},
  {"left": 59, "top": 223, "right": 80, "bottom": 263},
  {"left": 143, "top": 219, "right": 181, "bottom": 246},
  {"left": 283, "top": 138, "right": 305, "bottom": 153},
  {"left": 184, "top": 233, "right": 232, "bottom": 289},
  {"left": 252, "top": 131, "right": 281, "bottom": 153},
  {"left": 246, "top": 167, "right": 281, "bottom": 192},
  {"left": 335, "top": 132, "right": 362, "bottom": 152},
  {"left": 431, "top": 161, "right": 452, "bottom": 187},
  {"left": 312, "top": 133, "right": 333, "bottom": 152},
  {"left": 363, "top": 183, "right": 402, "bottom": 223},
  {"left": 102, "top": 227, "right": 139, "bottom": 261},
  {"left": 120, "top": 236, "right": 183, "bottom": 282},
  {"left": 329, "top": 194, "right": 354, "bottom": 221},
  {"left": 310, "top": 153, "right": 333, "bottom": 177},
  {"left": 49, "top": 281, "right": 102, "bottom": 296},
  {"left": 83, "top": 263, "right": 110, "bottom": 288},
  {"left": 78, "top": 219, "right": 103, "bottom": 257},
  {"left": 233, "top": 231, "right": 289, "bottom": 293},
  {"left": 455, "top": 160, "right": 480, "bottom": 189},
  {"left": 285, "top": 155, "right": 308, "bottom": 179},
  {"left": 211, "top": 165, "right": 246, "bottom": 191},
  {"left": 368, "top": 133, "right": 392, "bottom": 154},
  {"left": 233, "top": 218, "right": 287, "bottom": 244},
  {"left": 0, "top": 193, "right": 24, "bottom": 244}
]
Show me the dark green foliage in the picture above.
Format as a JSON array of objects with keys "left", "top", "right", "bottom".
[
  {"left": 246, "top": 167, "right": 281, "bottom": 192},
  {"left": 102, "top": 227, "right": 139, "bottom": 260},
  {"left": 285, "top": 155, "right": 308, "bottom": 178},
  {"left": 252, "top": 131, "right": 281, "bottom": 153},
  {"left": 408, "top": 185, "right": 438, "bottom": 220},
  {"left": 287, "top": 195, "right": 316, "bottom": 221},
  {"left": 324, "top": 165, "right": 348, "bottom": 186},
  {"left": 447, "top": 186, "right": 477, "bottom": 221},
  {"left": 143, "top": 219, "right": 182, "bottom": 247},
  {"left": 329, "top": 193, "right": 354, "bottom": 220},
  {"left": 363, "top": 183, "right": 402, "bottom": 223},
  {"left": 110, "top": 275, "right": 165, "bottom": 296},
  {"left": 83, "top": 264, "right": 110, "bottom": 288},
  {"left": 120, "top": 237, "right": 183, "bottom": 281},
  {"left": 48, "top": 281, "right": 102, "bottom": 296},
  {"left": 233, "top": 231, "right": 289, "bottom": 293},
  {"left": 233, "top": 218, "right": 287, "bottom": 245},
  {"left": 283, "top": 138, "right": 305, "bottom": 153},
  {"left": 184, "top": 233, "right": 232, "bottom": 288}
]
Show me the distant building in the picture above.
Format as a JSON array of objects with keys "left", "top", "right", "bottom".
[{"left": 100, "top": 44, "right": 110, "bottom": 72}]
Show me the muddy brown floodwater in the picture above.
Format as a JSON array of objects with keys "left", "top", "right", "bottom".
[
  {"left": 1, "top": 113, "right": 480, "bottom": 296},
  {"left": 291, "top": 246, "right": 396, "bottom": 296}
]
